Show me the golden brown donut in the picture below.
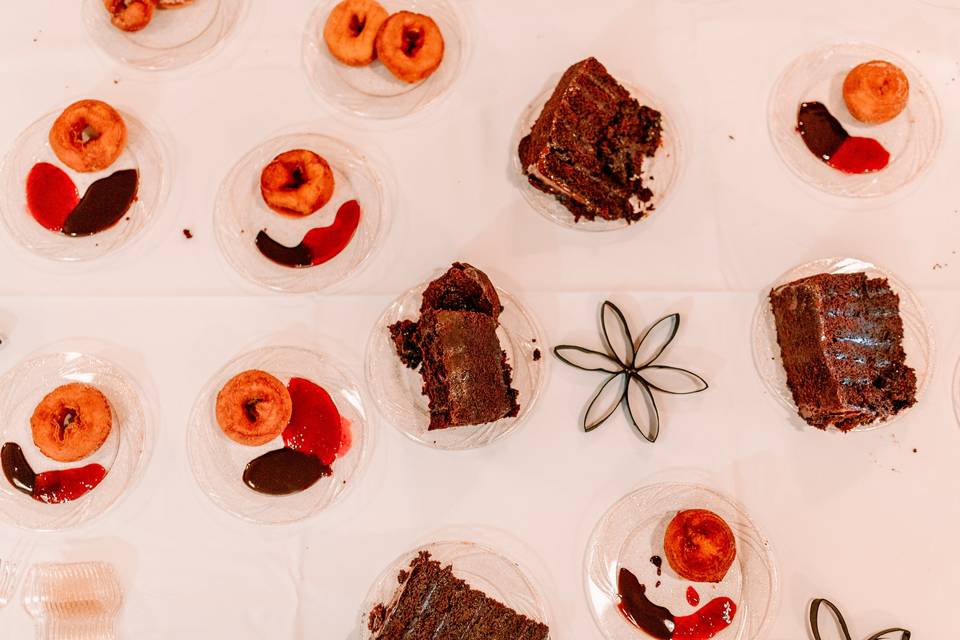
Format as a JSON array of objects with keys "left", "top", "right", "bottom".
[
  {"left": 31, "top": 383, "right": 113, "bottom": 463},
  {"left": 843, "top": 60, "right": 910, "bottom": 124},
  {"left": 663, "top": 509, "right": 737, "bottom": 583},
  {"left": 48, "top": 100, "right": 128, "bottom": 173},
  {"left": 324, "top": 0, "right": 389, "bottom": 66},
  {"left": 259, "top": 149, "right": 335, "bottom": 217},
  {"left": 104, "top": 0, "right": 157, "bottom": 32},
  {"left": 216, "top": 370, "right": 292, "bottom": 446},
  {"left": 375, "top": 11, "right": 445, "bottom": 83}
]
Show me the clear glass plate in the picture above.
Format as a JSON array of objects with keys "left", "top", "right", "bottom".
[
  {"left": 214, "top": 132, "right": 388, "bottom": 293},
  {"left": 186, "top": 346, "right": 368, "bottom": 524},
  {"left": 358, "top": 540, "right": 551, "bottom": 639},
  {"left": 0, "top": 105, "right": 167, "bottom": 262},
  {"left": 365, "top": 279, "right": 545, "bottom": 450},
  {"left": 302, "top": 0, "right": 470, "bottom": 119},
  {"left": 752, "top": 257, "right": 934, "bottom": 432},
  {"left": 81, "top": 0, "right": 249, "bottom": 70},
  {"left": 0, "top": 352, "right": 149, "bottom": 531},
  {"left": 585, "top": 483, "right": 779, "bottom": 640},
  {"left": 513, "top": 80, "right": 683, "bottom": 231},
  {"left": 768, "top": 43, "right": 941, "bottom": 198}
]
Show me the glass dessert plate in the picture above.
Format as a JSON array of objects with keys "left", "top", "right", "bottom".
[
  {"left": 215, "top": 132, "right": 388, "bottom": 293},
  {"left": 513, "top": 80, "right": 683, "bottom": 232},
  {"left": 0, "top": 106, "right": 166, "bottom": 262},
  {"left": 302, "top": 0, "right": 470, "bottom": 119},
  {"left": 768, "top": 42, "right": 941, "bottom": 198},
  {"left": 0, "top": 352, "right": 149, "bottom": 531},
  {"left": 586, "top": 483, "right": 779, "bottom": 640},
  {"left": 186, "top": 346, "right": 368, "bottom": 524},
  {"left": 358, "top": 540, "right": 550, "bottom": 639},
  {"left": 81, "top": 0, "right": 249, "bottom": 70},
  {"left": 752, "top": 257, "right": 934, "bottom": 432},
  {"left": 365, "top": 280, "right": 545, "bottom": 450}
]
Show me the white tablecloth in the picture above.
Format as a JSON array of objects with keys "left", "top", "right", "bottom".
[{"left": 1, "top": 0, "right": 959, "bottom": 638}]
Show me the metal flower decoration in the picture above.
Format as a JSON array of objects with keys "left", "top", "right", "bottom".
[
  {"left": 553, "top": 300, "right": 708, "bottom": 442},
  {"left": 810, "top": 599, "right": 910, "bottom": 640}
]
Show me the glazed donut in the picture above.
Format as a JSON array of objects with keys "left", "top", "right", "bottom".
[
  {"left": 104, "top": 0, "right": 157, "bottom": 32},
  {"left": 375, "top": 11, "right": 445, "bottom": 84},
  {"left": 843, "top": 60, "right": 910, "bottom": 124},
  {"left": 215, "top": 370, "right": 292, "bottom": 446},
  {"left": 260, "top": 149, "right": 335, "bottom": 217},
  {"left": 323, "top": 0, "right": 389, "bottom": 66},
  {"left": 30, "top": 383, "right": 113, "bottom": 463},
  {"left": 663, "top": 509, "right": 737, "bottom": 583},
  {"left": 48, "top": 100, "right": 128, "bottom": 173}
]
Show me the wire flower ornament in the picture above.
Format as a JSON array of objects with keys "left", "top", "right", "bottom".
[
  {"left": 553, "top": 301, "right": 708, "bottom": 442},
  {"left": 810, "top": 599, "right": 910, "bottom": 640}
]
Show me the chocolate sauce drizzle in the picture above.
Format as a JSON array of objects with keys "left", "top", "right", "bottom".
[
  {"left": 553, "top": 301, "right": 708, "bottom": 442},
  {"left": 1, "top": 442, "right": 35, "bottom": 496},
  {"left": 242, "top": 448, "right": 330, "bottom": 496},
  {"left": 62, "top": 169, "right": 139, "bottom": 237},
  {"left": 618, "top": 568, "right": 674, "bottom": 639},
  {"left": 810, "top": 599, "right": 910, "bottom": 640}
]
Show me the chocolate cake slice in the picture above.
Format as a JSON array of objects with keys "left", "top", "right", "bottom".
[
  {"left": 518, "top": 57, "right": 663, "bottom": 223},
  {"left": 388, "top": 264, "right": 520, "bottom": 430},
  {"left": 416, "top": 309, "right": 519, "bottom": 430},
  {"left": 368, "top": 551, "right": 549, "bottom": 640},
  {"left": 769, "top": 272, "right": 917, "bottom": 431}
]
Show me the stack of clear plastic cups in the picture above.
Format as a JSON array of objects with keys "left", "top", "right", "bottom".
[{"left": 23, "top": 561, "right": 123, "bottom": 640}]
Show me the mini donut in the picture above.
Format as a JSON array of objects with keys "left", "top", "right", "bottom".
[
  {"left": 260, "top": 149, "right": 335, "bottom": 217},
  {"left": 215, "top": 370, "right": 292, "bottom": 447},
  {"left": 843, "top": 60, "right": 910, "bottom": 124},
  {"left": 375, "top": 11, "right": 445, "bottom": 84},
  {"left": 49, "top": 99, "right": 128, "bottom": 173},
  {"left": 104, "top": 0, "right": 157, "bottom": 32},
  {"left": 323, "top": 0, "right": 389, "bottom": 66},
  {"left": 663, "top": 509, "right": 737, "bottom": 583},
  {"left": 30, "top": 383, "right": 113, "bottom": 463}
]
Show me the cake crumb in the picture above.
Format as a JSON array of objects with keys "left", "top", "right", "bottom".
[
  {"left": 532, "top": 348, "right": 541, "bottom": 361},
  {"left": 728, "top": 134, "right": 735, "bottom": 140},
  {"left": 913, "top": 448, "right": 918, "bottom": 453},
  {"left": 368, "top": 603, "right": 385, "bottom": 631},
  {"left": 933, "top": 262, "right": 945, "bottom": 270},
  {"left": 182, "top": 228, "right": 193, "bottom": 239}
]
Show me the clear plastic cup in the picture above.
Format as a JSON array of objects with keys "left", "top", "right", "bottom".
[{"left": 23, "top": 561, "right": 123, "bottom": 640}]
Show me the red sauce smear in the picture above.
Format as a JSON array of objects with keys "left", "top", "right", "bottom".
[
  {"left": 255, "top": 199, "right": 362, "bottom": 268},
  {"left": 1, "top": 442, "right": 106, "bottom": 504},
  {"left": 617, "top": 567, "right": 737, "bottom": 639},
  {"left": 686, "top": 586, "right": 700, "bottom": 607},
  {"left": 673, "top": 597, "right": 737, "bottom": 639},
  {"left": 26, "top": 163, "right": 79, "bottom": 231},
  {"left": 282, "top": 377, "right": 347, "bottom": 465},
  {"left": 827, "top": 137, "right": 890, "bottom": 174}
]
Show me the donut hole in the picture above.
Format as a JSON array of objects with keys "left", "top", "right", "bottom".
[
  {"left": 348, "top": 13, "right": 367, "bottom": 38},
  {"left": 243, "top": 398, "right": 264, "bottom": 423},
  {"left": 55, "top": 407, "right": 79, "bottom": 441},
  {"left": 401, "top": 25, "right": 425, "bottom": 58},
  {"left": 282, "top": 166, "right": 307, "bottom": 191}
]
